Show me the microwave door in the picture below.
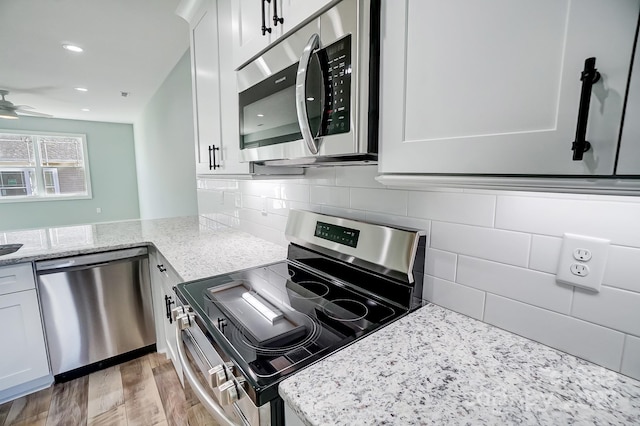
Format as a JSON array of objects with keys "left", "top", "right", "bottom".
[{"left": 295, "top": 33, "right": 326, "bottom": 155}]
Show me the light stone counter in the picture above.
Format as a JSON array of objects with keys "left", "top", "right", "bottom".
[
  {"left": 0, "top": 216, "right": 287, "bottom": 281},
  {"left": 279, "top": 304, "right": 640, "bottom": 425}
]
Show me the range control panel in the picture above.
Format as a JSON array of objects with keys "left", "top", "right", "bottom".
[
  {"left": 323, "top": 35, "right": 352, "bottom": 136},
  {"left": 314, "top": 221, "right": 360, "bottom": 248}
]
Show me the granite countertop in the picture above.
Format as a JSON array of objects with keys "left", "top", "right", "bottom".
[
  {"left": 279, "top": 304, "right": 640, "bottom": 425},
  {"left": 0, "top": 216, "right": 287, "bottom": 281}
]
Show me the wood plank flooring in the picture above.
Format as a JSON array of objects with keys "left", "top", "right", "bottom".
[{"left": 0, "top": 353, "right": 219, "bottom": 426}]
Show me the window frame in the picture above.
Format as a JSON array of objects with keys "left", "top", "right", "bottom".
[{"left": 0, "top": 129, "right": 92, "bottom": 203}]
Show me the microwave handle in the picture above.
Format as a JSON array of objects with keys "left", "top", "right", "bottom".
[{"left": 296, "top": 33, "right": 323, "bottom": 155}]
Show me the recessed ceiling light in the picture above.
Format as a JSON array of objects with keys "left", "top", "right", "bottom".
[
  {"left": 74, "top": 87, "right": 88, "bottom": 92},
  {"left": 62, "top": 44, "right": 83, "bottom": 53},
  {"left": 257, "top": 114, "right": 264, "bottom": 117},
  {"left": 81, "top": 108, "right": 90, "bottom": 112}
]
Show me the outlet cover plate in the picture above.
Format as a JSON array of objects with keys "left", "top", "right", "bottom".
[{"left": 556, "top": 233, "right": 610, "bottom": 291}]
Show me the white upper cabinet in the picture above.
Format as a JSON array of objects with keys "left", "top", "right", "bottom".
[
  {"left": 232, "top": 0, "right": 332, "bottom": 69},
  {"left": 178, "top": 0, "right": 250, "bottom": 174},
  {"left": 379, "top": 0, "right": 639, "bottom": 175},
  {"left": 616, "top": 42, "right": 640, "bottom": 175}
]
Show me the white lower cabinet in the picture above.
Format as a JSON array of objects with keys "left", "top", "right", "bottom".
[
  {"left": 0, "top": 263, "right": 50, "bottom": 402},
  {"left": 379, "top": 0, "right": 639, "bottom": 176},
  {"left": 149, "top": 249, "right": 183, "bottom": 380}
]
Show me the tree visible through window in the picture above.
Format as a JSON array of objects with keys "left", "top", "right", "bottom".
[{"left": 0, "top": 131, "right": 91, "bottom": 200}]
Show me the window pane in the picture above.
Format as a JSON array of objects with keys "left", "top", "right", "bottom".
[
  {"left": 0, "top": 169, "right": 37, "bottom": 197},
  {"left": 38, "top": 136, "right": 84, "bottom": 166},
  {"left": 37, "top": 137, "right": 88, "bottom": 196},
  {"left": 0, "top": 134, "right": 35, "bottom": 166}
]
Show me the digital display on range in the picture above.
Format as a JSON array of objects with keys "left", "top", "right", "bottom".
[{"left": 314, "top": 221, "right": 360, "bottom": 248}]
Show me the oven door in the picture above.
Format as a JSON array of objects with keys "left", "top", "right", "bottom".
[{"left": 174, "top": 310, "right": 272, "bottom": 426}]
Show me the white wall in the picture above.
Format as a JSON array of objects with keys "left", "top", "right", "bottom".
[
  {"left": 196, "top": 165, "right": 640, "bottom": 381},
  {"left": 134, "top": 50, "right": 197, "bottom": 219}
]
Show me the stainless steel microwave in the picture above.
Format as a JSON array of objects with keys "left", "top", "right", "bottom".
[{"left": 237, "top": 0, "right": 379, "bottom": 166}]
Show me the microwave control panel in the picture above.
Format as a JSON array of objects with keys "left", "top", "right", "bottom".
[{"left": 324, "top": 35, "right": 352, "bottom": 136}]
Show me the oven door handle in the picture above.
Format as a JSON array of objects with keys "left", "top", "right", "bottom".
[
  {"left": 175, "top": 319, "right": 241, "bottom": 426},
  {"left": 296, "top": 33, "right": 323, "bottom": 155}
]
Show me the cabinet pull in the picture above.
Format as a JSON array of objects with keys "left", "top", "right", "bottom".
[
  {"left": 157, "top": 264, "right": 167, "bottom": 273},
  {"left": 208, "top": 145, "right": 220, "bottom": 170},
  {"left": 272, "top": 0, "right": 283, "bottom": 26},
  {"left": 571, "top": 57, "right": 601, "bottom": 161},
  {"left": 261, "top": 0, "right": 272, "bottom": 35},
  {"left": 165, "top": 295, "right": 175, "bottom": 323}
]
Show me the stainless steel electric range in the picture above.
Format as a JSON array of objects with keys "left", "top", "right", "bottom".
[{"left": 173, "top": 210, "right": 426, "bottom": 426}]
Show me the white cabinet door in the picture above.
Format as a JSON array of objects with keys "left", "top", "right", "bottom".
[
  {"left": 280, "top": 0, "right": 332, "bottom": 33},
  {"left": 149, "top": 250, "right": 183, "bottom": 379},
  {"left": 191, "top": 0, "right": 223, "bottom": 175},
  {"left": 184, "top": 0, "right": 251, "bottom": 175},
  {"left": 232, "top": 0, "right": 275, "bottom": 69},
  {"left": 0, "top": 289, "right": 50, "bottom": 392},
  {"left": 379, "top": 0, "right": 639, "bottom": 175},
  {"left": 616, "top": 42, "right": 640, "bottom": 175}
]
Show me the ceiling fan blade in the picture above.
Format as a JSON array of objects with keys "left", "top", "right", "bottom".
[
  {"left": 16, "top": 110, "right": 53, "bottom": 118},
  {"left": 15, "top": 105, "right": 36, "bottom": 110}
]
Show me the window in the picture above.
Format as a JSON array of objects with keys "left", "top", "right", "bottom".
[{"left": 0, "top": 131, "right": 91, "bottom": 201}]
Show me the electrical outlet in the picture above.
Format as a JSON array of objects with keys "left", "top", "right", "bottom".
[{"left": 556, "top": 233, "right": 609, "bottom": 292}]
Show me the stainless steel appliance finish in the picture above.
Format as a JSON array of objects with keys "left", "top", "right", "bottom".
[
  {"left": 237, "top": 0, "right": 379, "bottom": 166},
  {"left": 36, "top": 247, "right": 154, "bottom": 377},
  {"left": 174, "top": 210, "right": 426, "bottom": 425}
]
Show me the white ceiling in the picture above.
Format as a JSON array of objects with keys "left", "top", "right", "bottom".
[{"left": 0, "top": 0, "right": 190, "bottom": 124}]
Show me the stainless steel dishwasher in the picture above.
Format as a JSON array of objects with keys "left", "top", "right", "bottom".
[{"left": 36, "top": 247, "right": 155, "bottom": 380}]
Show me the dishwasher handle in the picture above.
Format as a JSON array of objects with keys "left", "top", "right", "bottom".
[{"left": 35, "top": 247, "right": 148, "bottom": 272}]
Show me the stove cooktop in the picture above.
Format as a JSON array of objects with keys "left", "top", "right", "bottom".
[{"left": 177, "top": 260, "right": 404, "bottom": 391}]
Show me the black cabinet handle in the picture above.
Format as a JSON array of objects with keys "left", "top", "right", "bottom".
[
  {"left": 209, "top": 145, "right": 220, "bottom": 170},
  {"left": 571, "top": 57, "right": 601, "bottom": 161},
  {"left": 273, "top": 0, "right": 283, "bottom": 26},
  {"left": 261, "top": 0, "right": 272, "bottom": 36},
  {"left": 157, "top": 264, "right": 167, "bottom": 273},
  {"left": 165, "top": 295, "right": 175, "bottom": 323}
]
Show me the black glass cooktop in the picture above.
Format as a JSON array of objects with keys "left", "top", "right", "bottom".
[{"left": 176, "top": 260, "right": 403, "bottom": 394}]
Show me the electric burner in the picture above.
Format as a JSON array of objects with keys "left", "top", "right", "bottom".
[{"left": 322, "top": 299, "right": 368, "bottom": 322}]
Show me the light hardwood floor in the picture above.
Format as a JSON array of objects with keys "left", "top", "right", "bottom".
[{"left": 0, "top": 353, "right": 219, "bottom": 426}]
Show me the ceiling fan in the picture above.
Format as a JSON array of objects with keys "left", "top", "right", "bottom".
[{"left": 0, "top": 89, "right": 53, "bottom": 119}]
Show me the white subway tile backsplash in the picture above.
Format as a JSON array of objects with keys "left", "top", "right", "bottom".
[
  {"left": 425, "top": 248, "right": 457, "bottom": 281},
  {"left": 336, "top": 165, "right": 383, "bottom": 188},
  {"left": 484, "top": 294, "right": 626, "bottom": 371},
  {"left": 301, "top": 167, "right": 336, "bottom": 185},
  {"left": 319, "top": 206, "right": 367, "bottom": 221},
  {"left": 423, "top": 276, "right": 485, "bottom": 320},
  {"left": 495, "top": 196, "right": 640, "bottom": 247},
  {"left": 363, "top": 212, "right": 430, "bottom": 233},
  {"left": 223, "top": 192, "right": 241, "bottom": 209},
  {"left": 621, "top": 335, "right": 640, "bottom": 380},
  {"left": 529, "top": 235, "right": 562, "bottom": 274},
  {"left": 350, "top": 188, "right": 408, "bottom": 216},
  {"left": 571, "top": 286, "right": 640, "bottom": 337},
  {"left": 457, "top": 256, "right": 573, "bottom": 314},
  {"left": 407, "top": 191, "right": 495, "bottom": 227},
  {"left": 241, "top": 194, "right": 266, "bottom": 211},
  {"left": 197, "top": 189, "right": 223, "bottom": 214},
  {"left": 280, "top": 183, "right": 310, "bottom": 203},
  {"left": 266, "top": 199, "right": 310, "bottom": 217},
  {"left": 240, "top": 180, "right": 281, "bottom": 198},
  {"left": 603, "top": 246, "right": 640, "bottom": 293},
  {"left": 431, "top": 221, "right": 530, "bottom": 267},
  {"left": 309, "top": 185, "right": 350, "bottom": 208}
]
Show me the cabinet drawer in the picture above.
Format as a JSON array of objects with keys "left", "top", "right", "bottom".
[{"left": 0, "top": 263, "right": 35, "bottom": 295}]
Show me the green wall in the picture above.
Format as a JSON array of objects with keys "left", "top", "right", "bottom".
[
  {"left": 0, "top": 117, "right": 140, "bottom": 230},
  {"left": 134, "top": 49, "right": 197, "bottom": 219}
]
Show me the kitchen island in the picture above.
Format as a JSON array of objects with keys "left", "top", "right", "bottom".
[
  {"left": 279, "top": 304, "right": 640, "bottom": 425},
  {"left": 0, "top": 216, "right": 287, "bottom": 280}
]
